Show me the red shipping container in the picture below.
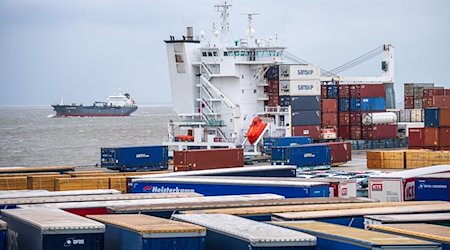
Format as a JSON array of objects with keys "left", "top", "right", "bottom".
[
  {"left": 408, "top": 128, "right": 425, "bottom": 148},
  {"left": 268, "top": 79, "right": 279, "bottom": 88},
  {"left": 440, "top": 127, "right": 450, "bottom": 146},
  {"left": 445, "top": 89, "right": 450, "bottom": 96},
  {"left": 439, "top": 108, "right": 450, "bottom": 127},
  {"left": 404, "top": 96, "right": 414, "bottom": 109},
  {"left": 321, "top": 85, "right": 327, "bottom": 99},
  {"left": 423, "top": 87, "right": 444, "bottom": 97},
  {"left": 433, "top": 96, "right": 450, "bottom": 108},
  {"left": 350, "top": 112, "right": 362, "bottom": 126},
  {"left": 292, "top": 125, "right": 321, "bottom": 140},
  {"left": 422, "top": 97, "right": 434, "bottom": 108},
  {"left": 339, "top": 113, "right": 350, "bottom": 126},
  {"left": 322, "top": 112, "right": 338, "bottom": 126},
  {"left": 350, "top": 84, "right": 386, "bottom": 98},
  {"left": 338, "top": 125, "right": 350, "bottom": 139},
  {"left": 350, "top": 126, "right": 362, "bottom": 140},
  {"left": 329, "top": 141, "right": 352, "bottom": 164},
  {"left": 322, "top": 99, "right": 338, "bottom": 113},
  {"left": 339, "top": 85, "right": 350, "bottom": 98},
  {"left": 424, "top": 127, "right": 439, "bottom": 147},
  {"left": 173, "top": 148, "right": 244, "bottom": 171},
  {"left": 361, "top": 124, "right": 397, "bottom": 140},
  {"left": 268, "top": 95, "right": 279, "bottom": 107}
]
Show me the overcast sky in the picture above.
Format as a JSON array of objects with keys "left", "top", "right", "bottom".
[{"left": 0, "top": 0, "right": 449, "bottom": 106}]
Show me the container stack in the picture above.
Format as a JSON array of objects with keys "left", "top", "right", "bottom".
[
  {"left": 280, "top": 65, "right": 322, "bottom": 140},
  {"left": 338, "top": 83, "right": 394, "bottom": 141},
  {"left": 266, "top": 65, "right": 279, "bottom": 107},
  {"left": 409, "top": 107, "right": 450, "bottom": 150},
  {"left": 321, "top": 84, "right": 339, "bottom": 140},
  {"left": 404, "top": 83, "right": 434, "bottom": 109}
]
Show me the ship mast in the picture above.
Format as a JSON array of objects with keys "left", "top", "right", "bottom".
[
  {"left": 241, "top": 13, "right": 259, "bottom": 47},
  {"left": 214, "top": 1, "right": 232, "bottom": 47}
]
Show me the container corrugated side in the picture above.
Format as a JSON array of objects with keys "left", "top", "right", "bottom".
[
  {"left": 290, "top": 96, "right": 321, "bottom": 111},
  {"left": 173, "top": 214, "right": 316, "bottom": 249},
  {"left": 292, "top": 126, "right": 321, "bottom": 140},
  {"left": 101, "top": 145, "right": 168, "bottom": 171},
  {"left": 424, "top": 108, "right": 440, "bottom": 127},
  {"left": 273, "top": 221, "right": 440, "bottom": 250},
  {"left": 292, "top": 111, "right": 321, "bottom": 126},
  {"left": 284, "top": 144, "right": 331, "bottom": 167},
  {"left": 173, "top": 148, "right": 244, "bottom": 171}
]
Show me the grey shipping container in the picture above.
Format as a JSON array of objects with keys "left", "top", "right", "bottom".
[
  {"left": 290, "top": 96, "right": 321, "bottom": 111},
  {"left": 273, "top": 221, "right": 440, "bottom": 250},
  {"left": 87, "top": 214, "right": 206, "bottom": 250},
  {"left": 172, "top": 214, "right": 316, "bottom": 250},
  {"left": 292, "top": 111, "right": 321, "bottom": 126},
  {"left": 1, "top": 208, "right": 105, "bottom": 250},
  {"left": 364, "top": 213, "right": 450, "bottom": 227}
]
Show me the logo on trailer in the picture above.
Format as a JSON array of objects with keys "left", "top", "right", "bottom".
[
  {"left": 371, "top": 183, "right": 383, "bottom": 191},
  {"left": 64, "top": 238, "right": 85, "bottom": 247},
  {"left": 142, "top": 185, "right": 195, "bottom": 193},
  {"left": 404, "top": 181, "right": 415, "bottom": 200},
  {"left": 136, "top": 153, "right": 150, "bottom": 158}
]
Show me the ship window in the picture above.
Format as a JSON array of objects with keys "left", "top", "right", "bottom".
[
  {"left": 208, "top": 52, "right": 213, "bottom": 57},
  {"left": 253, "top": 89, "right": 257, "bottom": 94},
  {"left": 257, "top": 51, "right": 263, "bottom": 57},
  {"left": 234, "top": 51, "right": 239, "bottom": 56},
  {"left": 224, "top": 51, "right": 228, "bottom": 56},
  {"left": 240, "top": 51, "right": 245, "bottom": 56},
  {"left": 202, "top": 52, "right": 207, "bottom": 57},
  {"left": 276, "top": 51, "right": 281, "bottom": 56},
  {"left": 175, "top": 54, "right": 184, "bottom": 63},
  {"left": 213, "top": 51, "right": 218, "bottom": 56}
]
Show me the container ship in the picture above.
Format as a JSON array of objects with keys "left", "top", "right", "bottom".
[
  {"left": 52, "top": 93, "right": 137, "bottom": 117},
  {"left": 163, "top": 1, "right": 399, "bottom": 155}
]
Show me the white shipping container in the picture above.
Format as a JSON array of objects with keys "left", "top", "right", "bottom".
[
  {"left": 411, "top": 109, "right": 423, "bottom": 122},
  {"left": 280, "top": 80, "right": 321, "bottom": 96},
  {"left": 339, "top": 180, "right": 357, "bottom": 198},
  {"left": 279, "top": 64, "right": 320, "bottom": 80},
  {"left": 399, "top": 110, "right": 411, "bottom": 122},
  {"left": 368, "top": 178, "right": 415, "bottom": 202}
]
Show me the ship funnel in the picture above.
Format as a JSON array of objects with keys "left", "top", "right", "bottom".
[{"left": 186, "top": 27, "right": 193, "bottom": 40}]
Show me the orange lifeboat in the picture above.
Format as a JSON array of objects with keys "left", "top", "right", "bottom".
[
  {"left": 246, "top": 117, "right": 267, "bottom": 145},
  {"left": 176, "top": 135, "right": 194, "bottom": 142}
]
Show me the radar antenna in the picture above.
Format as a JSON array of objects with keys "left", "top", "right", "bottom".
[
  {"left": 214, "top": 1, "right": 232, "bottom": 46},
  {"left": 241, "top": 13, "right": 259, "bottom": 47}
]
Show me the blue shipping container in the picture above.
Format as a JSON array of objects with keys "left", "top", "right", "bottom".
[
  {"left": 339, "top": 98, "right": 350, "bottom": 112},
  {"left": 264, "top": 136, "right": 313, "bottom": 152},
  {"left": 279, "top": 95, "right": 291, "bottom": 106},
  {"left": 101, "top": 145, "right": 168, "bottom": 171},
  {"left": 327, "top": 85, "right": 339, "bottom": 99},
  {"left": 290, "top": 96, "right": 321, "bottom": 111},
  {"left": 416, "top": 178, "right": 450, "bottom": 201},
  {"left": 131, "top": 177, "right": 329, "bottom": 198},
  {"left": 350, "top": 97, "right": 386, "bottom": 111},
  {"left": 424, "top": 108, "right": 440, "bottom": 128},
  {"left": 286, "top": 144, "right": 331, "bottom": 168},
  {"left": 292, "top": 111, "right": 321, "bottom": 126},
  {"left": 87, "top": 214, "right": 206, "bottom": 250}
]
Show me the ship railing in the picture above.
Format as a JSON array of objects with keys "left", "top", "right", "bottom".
[{"left": 264, "top": 106, "right": 289, "bottom": 113}]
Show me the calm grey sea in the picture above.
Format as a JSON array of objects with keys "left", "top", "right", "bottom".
[{"left": 0, "top": 106, "right": 178, "bottom": 167}]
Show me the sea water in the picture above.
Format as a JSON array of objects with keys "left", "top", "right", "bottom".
[{"left": 0, "top": 106, "right": 178, "bottom": 167}]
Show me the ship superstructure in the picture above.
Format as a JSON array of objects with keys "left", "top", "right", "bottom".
[{"left": 164, "top": 1, "right": 395, "bottom": 154}]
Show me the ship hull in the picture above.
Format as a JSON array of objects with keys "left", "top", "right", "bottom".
[{"left": 52, "top": 105, "right": 138, "bottom": 117}]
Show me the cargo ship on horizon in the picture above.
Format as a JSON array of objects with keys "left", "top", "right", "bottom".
[{"left": 52, "top": 92, "right": 137, "bottom": 117}]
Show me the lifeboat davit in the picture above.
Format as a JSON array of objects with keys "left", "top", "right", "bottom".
[
  {"left": 246, "top": 117, "right": 267, "bottom": 145},
  {"left": 176, "top": 135, "right": 194, "bottom": 142}
]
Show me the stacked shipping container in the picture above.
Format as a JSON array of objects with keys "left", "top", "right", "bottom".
[
  {"left": 321, "top": 84, "right": 339, "bottom": 140},
  {"left": 411, "top": 107, "right": 450, "bottom": 150},
  {"left": 280, "top": 65, "right": 322, "bottom": 140},
  {"left": 338, "top": 83, "right": 395, "bottom": 140}
]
